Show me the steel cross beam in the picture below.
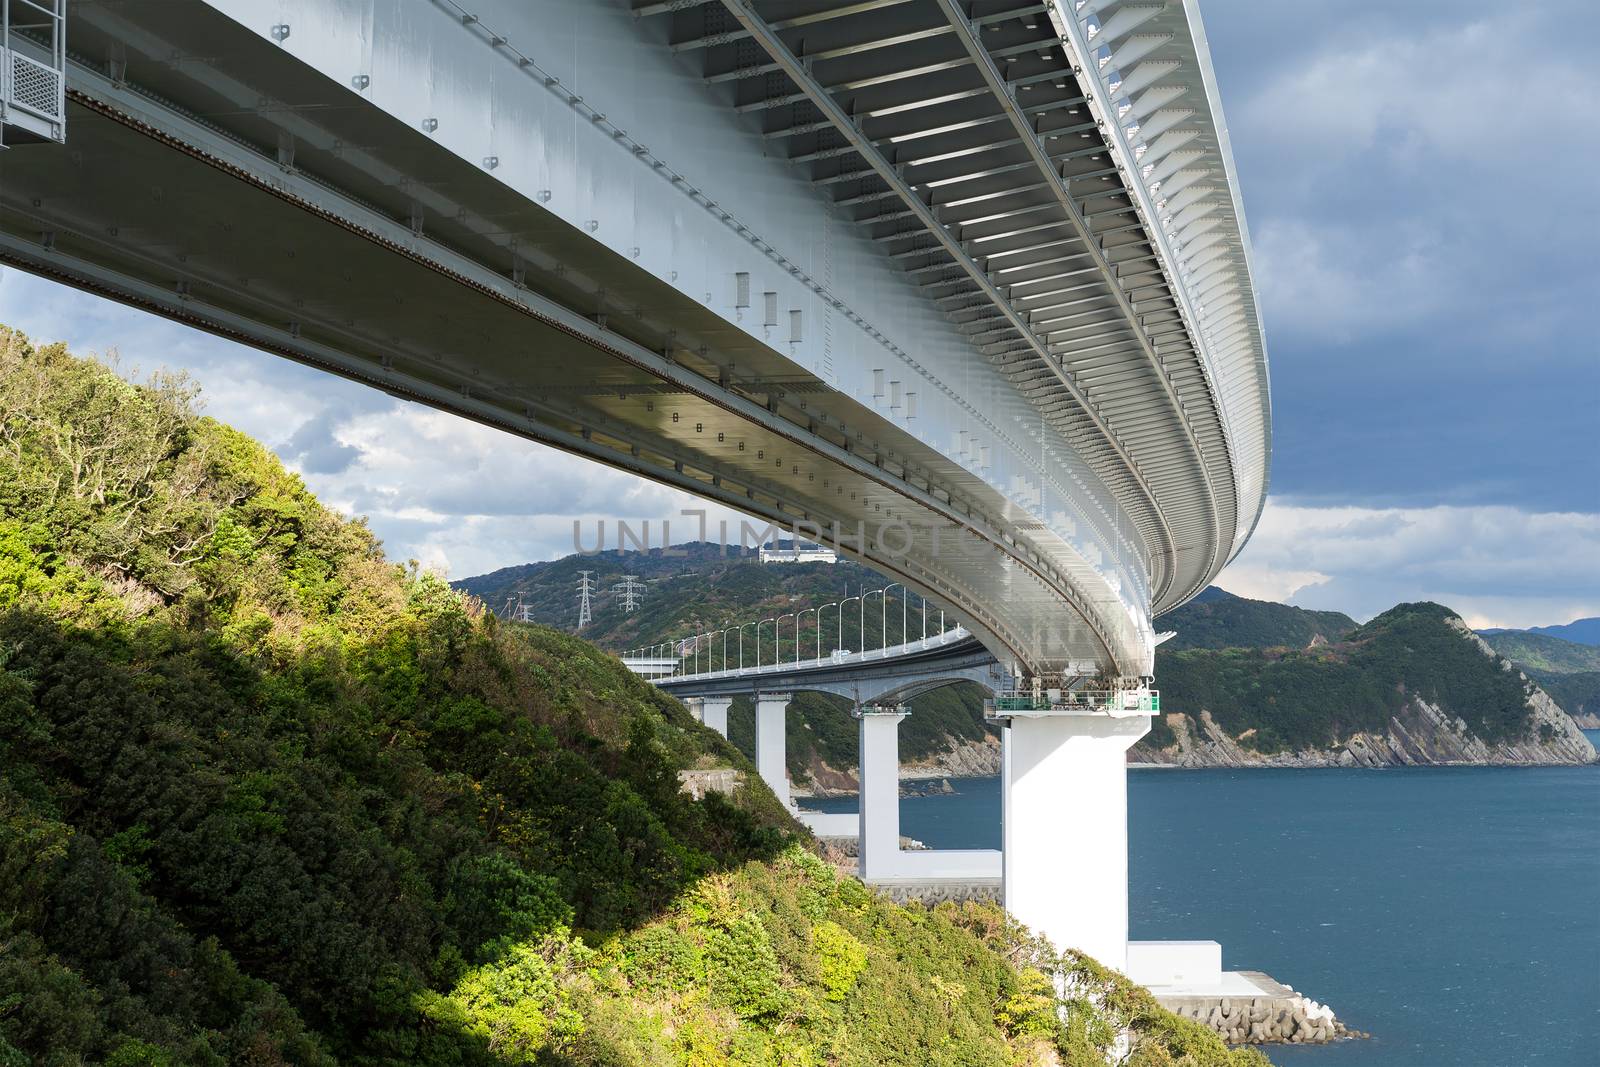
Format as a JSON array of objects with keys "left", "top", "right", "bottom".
[
  {"left": 713, "top": 0, "right": 1179, "bottom": 607},
  {"left": 933, "top": 0, "right": 1227, "bottom": 599}
]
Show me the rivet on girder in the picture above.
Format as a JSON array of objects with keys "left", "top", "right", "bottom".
[
  {"left": 350, "top": 74, "right": 371, "bottom": 90},
  {"left": 270, "top": 24, "right": 290, "bottom": 42}
]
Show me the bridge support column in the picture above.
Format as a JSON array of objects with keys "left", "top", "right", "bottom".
[
  {"left": 856, "top": 705, "right": 908, "bottom": 881},
  {"left": 700, "top": 697, "right": 731, "bottom": 738},
  {"left": 755, "top": 692, "right": 793, "bottom": 808},
  {"left": 1002, "top": 713, "right": 1150, "bottom": 973}
]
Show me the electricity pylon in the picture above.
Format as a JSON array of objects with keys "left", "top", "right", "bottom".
[
  {"left": 576, "top": 571, "right": 595, "bottom": 629},
  {"left": 612, "top": 574, "right": 645, "bottom": 613}
]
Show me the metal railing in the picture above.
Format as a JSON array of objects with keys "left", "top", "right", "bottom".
[
  {"left": 1, "top": 0, "right": 66, "bottom": 139},
  {"left": 991, "top": 689, "right": 1160, "bottom": 715},
  {"left": 623, "top": 583, "right": 958, "bottom": 680}
]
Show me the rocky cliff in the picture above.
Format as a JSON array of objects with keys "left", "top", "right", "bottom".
[{"left": 1135, "top": 619, "right": 1596, "bottom": 767}]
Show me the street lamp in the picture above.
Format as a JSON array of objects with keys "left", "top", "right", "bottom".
[
  {"left": 818, "top": 602, "right": 837, "bottom": 659},
  {"left": 861, "top": 586, "right": 885, "bottom": 656},
  {"left": 737, "top": 622, "right": 756, "bottom": 670},
  {"left": 777, "top": 613, "right": 796, "bottom": 665},
  {"left": 756, "top": 617, "right": 773, "bottom": 668},
  {"left": 883, "top": 583, "right": 905, "bottom": 650},
  {"left": 798, "top": 607, "right": 819, "bottom": 664},
  {"left": 839, "top": 594, "right": 861, "bottom": 658}
]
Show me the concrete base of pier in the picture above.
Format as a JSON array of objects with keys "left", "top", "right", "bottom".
[{"left": 1130, "top": 942, "right": 1352, "bottom": 1045}]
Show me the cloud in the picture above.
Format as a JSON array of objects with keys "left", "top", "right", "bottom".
[
  {"left": 290, "top": 403, "right": 759, "bottom": 580},
  {"left": 1215, "top": 498, "right": 1600, "bottom": 628},
  {"left": 1228, "top": 9, "right": 1600, "bottom": 347},
  {"left": 280, "top": 407, "right": 360, "bottom": 475}
]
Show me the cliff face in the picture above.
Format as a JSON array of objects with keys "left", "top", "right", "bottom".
[{"left": 1135, "top": 619, "right": 1596, "bottom": 767}]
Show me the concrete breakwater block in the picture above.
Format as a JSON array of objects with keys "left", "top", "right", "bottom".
[{"left": 1156, "top": 971, "right": 1363, "bottom": 1045}]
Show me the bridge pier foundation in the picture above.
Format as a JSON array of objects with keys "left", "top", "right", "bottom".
[
  {"left": 856, "top": 704, "right": 908, "bottom": 880},
  {"left": 755, "top": 692, "right": 793, "bottom": 808},
  {"left": 1002, "top": 712, "right": 1151, "bottom": 972}
]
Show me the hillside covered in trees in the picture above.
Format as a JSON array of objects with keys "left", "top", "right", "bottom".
[
  {"left": 458, "top": 548, "right": 1595, "bottom": 774},
  {"left": 456, "top": 546, "right": 997, "bottom": 784},
  {"left": 1480, "top": 631, "right": 1600, "bottom": 723},
  {"left": 1155, "top": 587, "right": 1356, "bottom": 652},
  {"left": 0, "top": 330, "right": 1264, "bottom": 1065},
  {"left": 1142, "top": 603, "right": 1595, "bottom": 765}
]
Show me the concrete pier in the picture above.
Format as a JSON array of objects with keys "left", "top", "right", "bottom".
[
  {"left": 856, "top": 704, "right": 908, "bottom": 881},
  {"left": 700, "top": 696, "right": 731, "bottom": 738},
  {"left": 1003, "top": 712, "right": 1150, "bottom": 972},
  {"left": 754, "top": 692, "right": 791, "bottom": 808}
]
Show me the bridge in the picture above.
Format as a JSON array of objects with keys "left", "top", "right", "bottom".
[{"left": 1, "top": 0, "right": 1270, "bottom": 974}]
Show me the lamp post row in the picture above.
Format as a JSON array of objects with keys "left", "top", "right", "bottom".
[{"left": 623, "top": 585, "right": 951, "bottom": 678}]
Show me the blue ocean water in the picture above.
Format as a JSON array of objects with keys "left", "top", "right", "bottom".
[{"left": 809, "top": 737, "right": 1600, "bottom": 1066}]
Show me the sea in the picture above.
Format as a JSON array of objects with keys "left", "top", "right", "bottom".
[{"left": 809, "top": 728, "right": 1600, "bottom": 1067}]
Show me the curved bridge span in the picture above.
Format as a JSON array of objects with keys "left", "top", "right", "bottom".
[
  {"left": 0, "top": 0, "right": 1269, "bottom": 973},
  {"left": 0, "top": 0, "right": 1268, "bottom": 684}
]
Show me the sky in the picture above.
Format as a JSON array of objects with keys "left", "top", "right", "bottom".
[{"left": 1, "top": 0, "right": 1596, "bottom": 629}]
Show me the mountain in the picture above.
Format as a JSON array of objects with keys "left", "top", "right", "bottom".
[
  {"left": 1479, "top": 631, "right": 1600, "bottom": 725},
  {"left": 0, "top": 329, "right": 1260, "bottom": 1065},
  {"left": 1156, "top": 586, "right": 1357, "bottom": 651},
  {"left": 1479, "top": 617, "right": 1600, "bottom": 647},
  {"left": 1139, "top": 603, "right": 1595, "bottom": 767},
  {"left": 1479, "top": 631, "right": 1600, "bottom": 674},
  {"left": 455, "top": 547, "right": 1001, "bottom": 790},
  {"left": 456, "top": 544, "right": 903, "bottom": 653},
  {"left": 457, "top": 553, "right": 1594, "bottom": 777}
]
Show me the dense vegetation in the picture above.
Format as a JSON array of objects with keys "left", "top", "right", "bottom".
[
  {"left": 1530, "top": 671, "right": 1600, "bottom": 718},
  {"left": 1155, "top": 603, "right": 1540, "bottom": 753},
  {"left": 1479, "top": 631, "right": 1600, "bottom": 674},
  {"left": 1154, "top": 587, "right": 1355, "bottom": 652},
  {"left": 1474, "top": 632, "right": 1600, "bottom": 719},
  {"left": 0, "top": 331, "right": 1262, "bottom": 1065}
]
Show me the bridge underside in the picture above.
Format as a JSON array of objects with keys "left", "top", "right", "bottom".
[{"left": 0, "top": 0, "right": 1165, "bottom": 678}]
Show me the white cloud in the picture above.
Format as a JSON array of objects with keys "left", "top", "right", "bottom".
[
  {"left": 294, "top": 403, "right": 758, "bottom": 578},
  {"left": 1216, "top": 499, "right": 1600, "bottom": 628}
]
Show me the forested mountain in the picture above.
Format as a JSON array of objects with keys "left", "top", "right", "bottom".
[
  {"left": 456, "top": 546, "right": 996, "bottom": 788},
  {"left": 1479, "top": 616, "right": 1600, "bottom": 647},
  {"left": 0, "top": 330, "right": 1260, "bottom": 1065},
  {"left": 1155, "top": 586, "right": 1356, "bottom": 651},
  {"left": 1479, "top": 631, "right": 1600, "bottom": 722},
  {"left": 1142, "top": 603, "right": 1595, "bottom": 765},
  {"left": 456, "top": 551, "right": 1595, "bottom": 776},
  {"left": 1479, "top": 631, "right": 1600, "bottom": 674}
]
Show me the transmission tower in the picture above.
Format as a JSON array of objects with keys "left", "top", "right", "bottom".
[
  {"left": 612, "top": 574, "right": 645, "bottom": 613},
  {"left": 576, "top": 571, "right": 595, "bottom": 629},
  {"left": 511, "top": 595, "right": 535, "bottom": 623}
]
